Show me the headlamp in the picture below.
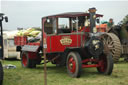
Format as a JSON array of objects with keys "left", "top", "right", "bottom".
[{"left": 93, "top": 27, "right": 97, "bottom": 33}]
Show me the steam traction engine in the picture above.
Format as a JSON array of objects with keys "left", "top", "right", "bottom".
[
  {"left": 15, "top": 8, "right": 113, "bottom": 77},
  {"left": 96, "top": 20, "right": 128, "bottom": 62},
  {"left": 107, "top": 24, "right": 128, "bottom": 61}
]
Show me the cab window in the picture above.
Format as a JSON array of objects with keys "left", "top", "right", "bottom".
[
  {"left": 44, "top": 18, "right": 57, "bottom": 34},
  {"left": 58, "top": 18, "right": 71, "bottom": 33}
]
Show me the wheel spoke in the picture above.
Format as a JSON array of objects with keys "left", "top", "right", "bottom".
[
  {"left": 108, "top": 41, "right": 114, "bottom": 46},
  {"left": 108, "top": 45, "right": 114, "bottom": 49},
  {"left": 69, "top": 57, "right": 73, "bottom": 63},
  {"left": 72, "top": 61, "right": 76, "bottom": 73},
  {"left": 107, "top": 36, "right": 111, "bottom": 44}
]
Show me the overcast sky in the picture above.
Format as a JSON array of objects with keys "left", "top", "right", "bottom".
[{"left": 1, "top": 0, "right": 128, "bottom": 30}]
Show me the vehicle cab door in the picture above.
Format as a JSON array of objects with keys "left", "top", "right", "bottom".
[{"left": 43, "top": 17, "right": 57, "bottom": 53}]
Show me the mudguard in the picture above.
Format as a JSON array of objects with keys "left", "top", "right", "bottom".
[{"left": 22, "top": 45, "right": 40, "bottom": 52}]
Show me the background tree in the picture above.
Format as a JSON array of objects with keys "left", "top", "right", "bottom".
[{"left": 121, "top": 14, "right": 128, "bottom": 24}]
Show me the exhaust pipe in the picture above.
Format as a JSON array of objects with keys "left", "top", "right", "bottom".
[{"left": 88, "top": 7, "right": 97, "bottom": 33}]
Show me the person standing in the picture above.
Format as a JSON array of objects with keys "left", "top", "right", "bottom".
[{"left": 107, "top": 18, "right": 114, "bottom": 32}]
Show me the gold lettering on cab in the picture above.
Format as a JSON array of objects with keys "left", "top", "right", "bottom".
[{"left": 60, "top": 36, "right": 72, "bottom": 45}]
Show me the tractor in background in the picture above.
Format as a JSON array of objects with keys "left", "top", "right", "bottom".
[
  {"left": 15, "top": 8, "right": 114, "bottom": 78},
  {"left": 0, "top": 13, "right": 8, "bottom": 85}
]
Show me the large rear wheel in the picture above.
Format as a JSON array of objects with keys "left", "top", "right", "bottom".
[
  {"left": 97, "top": 53, "right": 113, "bottom": 75},
  {"left": 101, "top": 33, "right": 121, "bottom": 62},
  {"left": 21, "top": 52, "right": 36, "bottom": 68},
  {"left": 66, "top": 52, "right": 82, "bottom": 78},
  {"left": 0, "top": 62, "right": 3, "bottom": 85}
]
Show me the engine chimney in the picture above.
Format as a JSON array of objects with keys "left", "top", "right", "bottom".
[{"left": 88, "top": 7, "right": 97, "bottom": 33}]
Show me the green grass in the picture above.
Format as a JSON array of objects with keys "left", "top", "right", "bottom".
[{"left": 2, "top": 59, "right": 128, "bottom": 85}]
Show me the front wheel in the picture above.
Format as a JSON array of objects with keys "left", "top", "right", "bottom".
[
  {"left": 97, "top": 53, "right": 113, "bottom": 75},
  {"left": 21, "top": 52, "right": 36, "bottom": 68},
  {"left": 66, "top": 52, "right": 82, "bottom": 78},
  {"left": 0, "top": 62, "right": 3, "bottom": 85}
]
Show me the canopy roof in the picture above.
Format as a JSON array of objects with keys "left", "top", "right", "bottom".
[{"left": 43, "top": 12, "right": 103, "bottom": 18}]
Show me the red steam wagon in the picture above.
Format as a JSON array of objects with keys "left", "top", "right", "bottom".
[{"left": 15, "top": 8, "right": 113, "bottom": 78}]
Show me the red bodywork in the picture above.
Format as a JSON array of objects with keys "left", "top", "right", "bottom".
[
  {"left": 44, "top": 27, "right": 90, "bottom": 53},
  {"left": 45, "top": 32, "right": 87, "bottom": 53}
]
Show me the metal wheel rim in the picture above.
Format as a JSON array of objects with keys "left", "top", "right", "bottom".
[{"left": 68, "top": 56, "right": 76, "bottom": 73}]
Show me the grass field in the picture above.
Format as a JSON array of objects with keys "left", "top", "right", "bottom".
[{"left": 2, "top": 59, "right": 128, "bottom": 85}]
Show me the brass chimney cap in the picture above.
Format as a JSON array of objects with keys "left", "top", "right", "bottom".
[{"left": 88, "top": 7, "right": 97, "bottom": 13}]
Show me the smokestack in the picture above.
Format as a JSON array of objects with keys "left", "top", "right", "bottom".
[{"left": 88, "top": 7, "right": 97, "bottom": 33}]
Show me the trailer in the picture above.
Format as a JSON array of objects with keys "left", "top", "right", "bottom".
[
  {"left": 0, "top": 13, "right": 8, "bottom": 85},
  {"left": 15, "top": 8, "right": 114, "bottom": 78}
]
